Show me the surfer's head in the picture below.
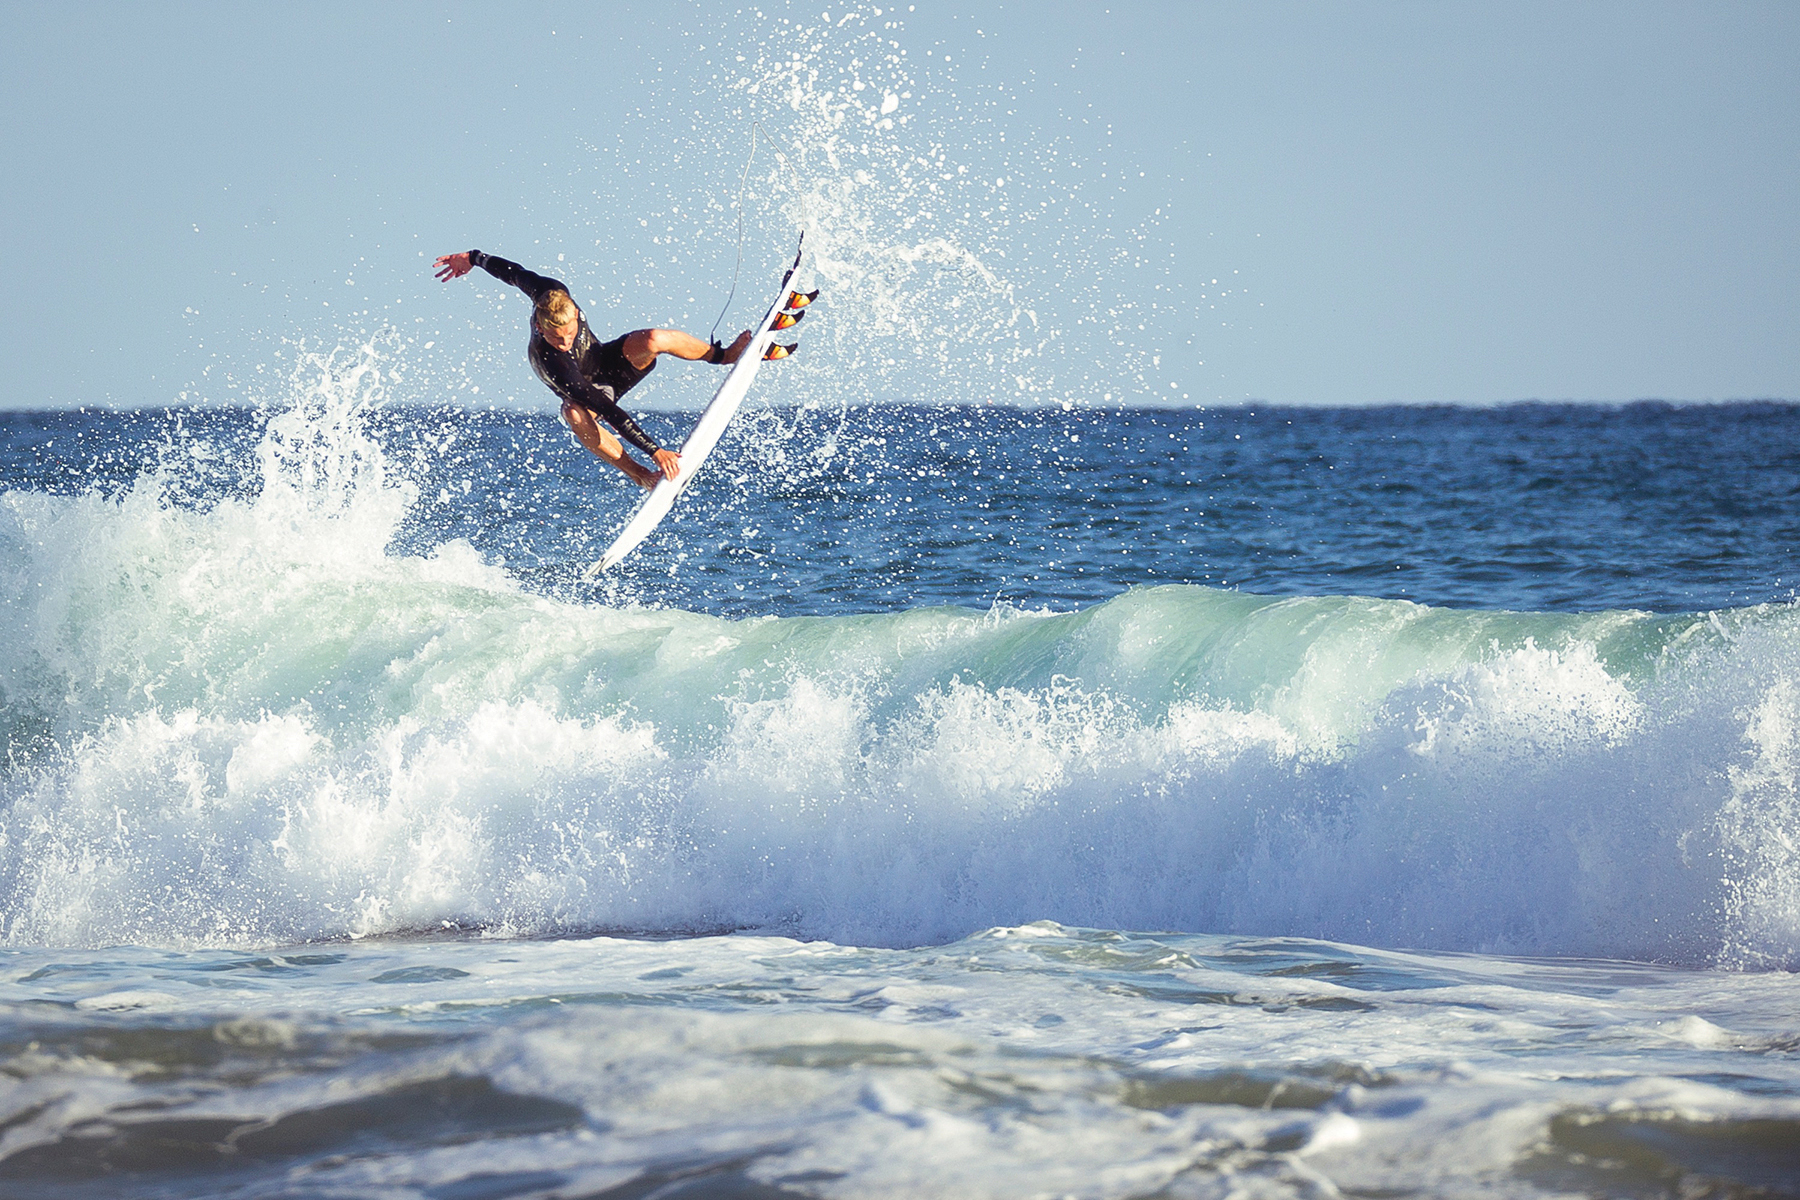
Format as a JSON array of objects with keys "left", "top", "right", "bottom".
[{"left": 535, "top": 290, "right": 580, "bottom": 352}]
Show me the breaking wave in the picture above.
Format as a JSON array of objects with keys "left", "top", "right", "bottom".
[{"left": 1, "top": 349, "right": 1797, "bottom": 967}]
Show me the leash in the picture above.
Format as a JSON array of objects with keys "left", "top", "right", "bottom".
[{"left": 708, "top": 119, "right": 808, "bottom": 346}]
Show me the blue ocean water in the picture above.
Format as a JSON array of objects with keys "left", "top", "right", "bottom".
[
  {"left": 11, "top": 397, "right": 1800, "bottom": 617},
  {"left": 1, "top": 382, "right": 1799, "bottom": 1196}
]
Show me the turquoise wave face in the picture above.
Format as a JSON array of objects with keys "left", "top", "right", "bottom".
[{"left": 0, "top": 355, "right": 1797, "bottom": 963}]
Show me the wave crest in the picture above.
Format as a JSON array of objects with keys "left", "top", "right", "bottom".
[{"left": 2, "top": 361, "right": 1798, "bottom": 966}]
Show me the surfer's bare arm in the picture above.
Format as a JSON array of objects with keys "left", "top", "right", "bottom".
[{"left": 622, "top": 329, "right": 753, "bottom": 370}]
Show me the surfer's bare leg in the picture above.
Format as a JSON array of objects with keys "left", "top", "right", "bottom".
[
  {"left": 562, "top": 401, "right": 659, "bottom": 489},
  {"left": 622, "top": 328, "right": 753, "bottom": 370}
]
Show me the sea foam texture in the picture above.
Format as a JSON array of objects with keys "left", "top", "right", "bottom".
[{"left": 1, "top": 352, "right": 1798, "bottom": 966}]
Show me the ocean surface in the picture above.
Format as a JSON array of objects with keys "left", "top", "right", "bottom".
[{"left": 1, "top": 382, "right": 1798, "bottom": 1198}]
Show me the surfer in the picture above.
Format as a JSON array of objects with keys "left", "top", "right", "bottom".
[{"left": 434, "top": 250, "right": 752, "bottom": 489}]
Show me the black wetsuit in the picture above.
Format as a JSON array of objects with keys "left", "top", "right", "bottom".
[{"left": 468, "top": 250, "right": 663, "bottom": 456}]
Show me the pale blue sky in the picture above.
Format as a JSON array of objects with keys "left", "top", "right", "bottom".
[{"left": 2, "top": 1, "right": 1795, "bottom": 408}]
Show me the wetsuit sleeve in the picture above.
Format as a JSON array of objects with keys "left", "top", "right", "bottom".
[
  {"left": 592, "top": 397, "right": 665, "bottom": 458},
  {"left": 537, "top": 348, "right": 664, "bottom": 455},
  {"left": 469, "top": 251, "right": 567, "bottom": 303}
]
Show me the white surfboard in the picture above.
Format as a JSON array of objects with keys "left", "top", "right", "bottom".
[{"left": 585, "top": 236, "right": 806, "bottom": 576}]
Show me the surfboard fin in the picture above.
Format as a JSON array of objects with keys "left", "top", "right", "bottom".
[
  {"left": 771, "top": 309, "right": 806, "bottom": 331},
  {"left": 783, "top": 289, "right": 819, "bottom": 312},
  {"left": 763, "top": 341, "right": 798, "bottom": 361}
]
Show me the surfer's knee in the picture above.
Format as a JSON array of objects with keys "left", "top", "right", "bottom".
[
  {"left": 561, "top": 402, "right": 622, "bottom": 460},
  {"left": 631, "top": 329, "right": 706, "bottom": 363},
  {"left": 622, "top": 329, "right": 659, "bottom": 365}
]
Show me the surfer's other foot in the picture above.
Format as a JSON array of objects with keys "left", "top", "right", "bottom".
[{"left": 620, "top": 462, "right": 659, "bottom": 490}]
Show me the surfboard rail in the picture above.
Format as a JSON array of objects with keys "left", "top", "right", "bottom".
[{"left": 585, "top": 234, "right": 806, "bottom": 576}]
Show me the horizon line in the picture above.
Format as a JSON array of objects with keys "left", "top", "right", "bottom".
[{"left": 5, "top": 395, "right": 1800, "bottom": 417}]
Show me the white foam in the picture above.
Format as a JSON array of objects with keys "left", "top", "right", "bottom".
[
  {"left": 6, "top": 927, "right": 1796, "bottom": 1199},
  {"left": 3, "top": 348, "right": 1800, "bottom": 965}
]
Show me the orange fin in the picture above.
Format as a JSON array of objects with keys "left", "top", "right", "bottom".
[
  {"left": 784, "top": 289, "right": 819, "bottom": 311},
  {"left": 763, "top": 341, "right": 798, "bottom": 361},
  {"left": 771, "top": 309, "right": 806, "bottom": 330}
]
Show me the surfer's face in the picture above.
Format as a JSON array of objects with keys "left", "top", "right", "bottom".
[{"left": 539, "top": 317, "right": 578, "bottom": 353}]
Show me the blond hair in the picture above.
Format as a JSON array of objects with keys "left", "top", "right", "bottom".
[{"left": 535, "top": 290, "right": 579, "bottom": 332}]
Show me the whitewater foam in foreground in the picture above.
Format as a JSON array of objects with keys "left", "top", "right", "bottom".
[{"left": 3, "top": 924, "right": 1799, "bottom": 1199}]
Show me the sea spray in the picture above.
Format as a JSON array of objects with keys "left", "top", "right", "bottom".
[{"left": 565, "top": 4, "right": 1186, "bottom": 414}]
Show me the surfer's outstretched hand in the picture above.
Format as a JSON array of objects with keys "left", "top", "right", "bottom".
[
  {"left": 434, "top": 253, "right": 473, "bottom": 282},
  {"left": 653, "top": 449, "right": 682, "bottom": 481}
]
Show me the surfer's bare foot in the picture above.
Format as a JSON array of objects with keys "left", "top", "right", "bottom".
[{"left": 722, "top": 331, "right": 753, "bottom": 364}]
